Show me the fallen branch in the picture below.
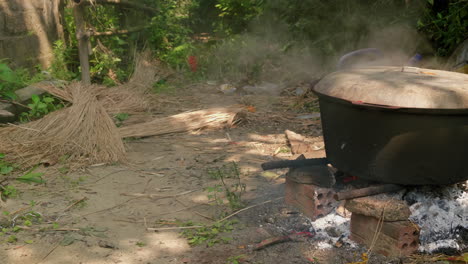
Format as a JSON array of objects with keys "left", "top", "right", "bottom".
[
  {"left": 78, "top": 0, "right": 158, "bottom": 13},
  {"left": 254, "top": 232, "right": 314, "bottom": 251},
  {"left": 87, "top": 26, "right": 150, "bottom": 37}
]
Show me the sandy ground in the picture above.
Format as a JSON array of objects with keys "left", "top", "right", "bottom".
[{"left": 0, "top": 83, "right": 443, "bottom": 264}]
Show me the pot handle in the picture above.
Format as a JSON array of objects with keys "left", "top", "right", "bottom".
[
  {"left": 351, "top": 100, "right": 400, "bottom": 109},
  {"left": 337, "top": 48, "right": 383, "bottom": 70}
]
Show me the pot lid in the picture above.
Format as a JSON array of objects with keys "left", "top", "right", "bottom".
[{"left": 314, "top": 66, "right": 468, "bottom": 109}]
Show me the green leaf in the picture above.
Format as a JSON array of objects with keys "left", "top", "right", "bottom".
[
  {"left": 24, "top": 240, "right": 34, "bottom": 244},
  {"left": 31, "top": 94, "right": 40, "bottom": 104},
  {"left": 17, "top": 170, "right": 45, "bottom": 184},
  {"left": 42, "top": 97, "right": 54, "bottom": 103}
]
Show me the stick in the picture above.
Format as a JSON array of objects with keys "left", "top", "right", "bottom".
[
  {"left": 87, "top": 26, "right": 150, "bottom": 37},
  {"left": 81, "top": 197, "right": 139, "bottom": 217},
  {"left": 147, "top": 225, "right": 204, "bottom": 231},
  {"left": 38, "top": 243, "right": 60, "bottom": 264},
  {"left": 0, "top": 99, "right": 31, "bottom": 109},
  {"left": 146, "top": 198, "right": 282, "bottom": 232},
  {"left": 80, "top": 0, "right": 158, "bottom": 13},
  {"left": 194, "top": 211, "right": 215, "bottom": 221},
  {"left": 120, "top": 189, "right": 197, "bottom": 199},
  {"left": 334, "top": 184, "right": 404, "bottom": 201},
  {"left": 254, "top": 235, "right": 292, "bottom": 251},
  {"left": 64, "top": 197, "right": 87, "bottom": 211},
  {"left": 217, "top": 198, "right": 282, "bottom": 223}
]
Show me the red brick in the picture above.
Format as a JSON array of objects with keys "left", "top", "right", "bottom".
[
  {"left": 285, "top": 176, "right": 337, "bottom": 220},
  {"left": 350, "top": 213, "right": 420, "bottom": 257}
]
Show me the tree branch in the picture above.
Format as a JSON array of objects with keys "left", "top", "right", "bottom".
[{"left": 77, "top": 0, "right": 158, "bottom": 13}]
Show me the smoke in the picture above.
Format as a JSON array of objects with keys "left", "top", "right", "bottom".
[{"left": 203, "top": 0, "right": 434, "bottom": 86}]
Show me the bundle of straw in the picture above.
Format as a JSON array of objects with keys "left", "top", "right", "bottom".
[
  {"left": 118, "top": 106, "right": 245, "bottom": 138},
  {"left": 0, "top": 83, "right": 126, "bottom": 168}
]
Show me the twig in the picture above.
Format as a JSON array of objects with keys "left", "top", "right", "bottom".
[
  {"left": 194, "top": 211, "right": 215, "bottom": 221},
  {"left": 37, "top": 242, "right": 60, "bottom": 264},
  {"left": 81, "top": 197, "right": 140, "bottom": 217},
  {"left": 86, "top": 169, "right": 129, "bottom": 185},
  {"left": 10, "top": 202, "right": 45, "bottom": 216},
  {"left": 217, "top": 198, "right": 282, "bottom": 223},
  {"left": 64, "top": 197, "right": 87, "bottom": 211},
  {"left": 146, "top": 198, "right": 282, "bottom": 232},
  {"left": 147, "top": 225, "right": 204, "bottom": 231},
  {"left": 0, "top": 98, "right": 31, "bottom": 109},
  {"left": 16, "top": 226, "right": 80, "bottom": 232},
  {"left": 120, "top": 189, "right": 197, "bottom": 199}
]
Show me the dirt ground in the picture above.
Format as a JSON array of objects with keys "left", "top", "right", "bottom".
[{"left": 0, "top": 83, "right": 438, "bottom": 264}]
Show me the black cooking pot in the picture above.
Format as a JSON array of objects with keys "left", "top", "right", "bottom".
[{"left": 313, "top": 66, "right": 468, "bottom": 185}]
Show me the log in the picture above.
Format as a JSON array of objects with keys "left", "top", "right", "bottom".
[
  {"left": 79, "top": 0, "right": 158, "bottom": 13},
  {"left": 344, "top": 196, "right": 411, "bottom": 221},
  {"left": 73, "top": 2, "right": 91, "bottom": 85},
  {"left": 334, "top": 184, "right": 404, "bottom": 201},
  {"left": 87, "top": 26, "right": 150, "bottom": 37}
]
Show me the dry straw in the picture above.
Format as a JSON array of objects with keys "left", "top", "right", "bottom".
[
  {"left": 0, "top": 83, "right": 126, "bottom": 168},
  {"left": 118, "top": 106, "right": 245, "bottom": 138}
]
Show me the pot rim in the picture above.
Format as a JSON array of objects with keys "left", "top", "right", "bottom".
[{"left": 313, "top": 89, "right": 468, "bottom": 115}]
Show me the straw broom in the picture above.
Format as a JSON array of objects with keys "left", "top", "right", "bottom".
[
  {"left": 118, "top": 106, "right": 245, "bottom": 138},
  {"left": 0, "top": 83, "right": 126, "bottom": 168}
]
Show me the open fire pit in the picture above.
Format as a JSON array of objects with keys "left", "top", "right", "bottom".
[{"left": 260, "top": 65, "right": 468, "bottom": 257}]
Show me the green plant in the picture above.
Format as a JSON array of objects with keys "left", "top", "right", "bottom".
[
  {"left": 16, "top": 167, "right": 45, "bottom": 184},
  {"left": 49, "top": 40, "right": 77, "bottom": 81},
  {"left": 136, "top": 241, "right": 146, "bottom": 247},
  {"left": 0, "top": 154, "right": 13, "bottom": 176},
  {"left": 181, "top": 220, "right": 237, "bottom": 247},
  {"left": 6, "top": 235, "right": 17, "bottom": 243},
  {"left": 207, "top": 162, "right": 246, "bottom": 211},
  {"left": 226, "top": 254, "right": 247, "bottom": 264},
  {"left": 114, "top": 113, "right": 129, "bottom": 127},
  {"left": 0, "top": 185, "right": 18, "bottom": 199},
  {"left": 0, "top": 62, "right": 44, "bottom": 100},
  {"left": 418, "top": 0, "right": 468, "bottom": 56},
  {"left": 19, "top": 94, "right": 64, "bottom": 122}
]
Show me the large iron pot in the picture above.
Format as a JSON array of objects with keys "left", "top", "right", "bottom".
[{"left": 313, "top": 66, "right": 468, "bottom": 185}]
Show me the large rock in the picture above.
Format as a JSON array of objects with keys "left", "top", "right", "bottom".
[{"left": 15, "top": 81, "right": 47, "bottom": 102}]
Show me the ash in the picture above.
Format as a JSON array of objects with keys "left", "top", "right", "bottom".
[
  {"left": 404, "top": 184, "right": 467, "bottom": 253},
  {"left": 312, "top": 212, "right": 355, "bottom": 249}
]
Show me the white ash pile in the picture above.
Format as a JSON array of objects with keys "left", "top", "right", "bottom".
[{"left": 404, "top": 183, "right": 467, "bottom": 254}]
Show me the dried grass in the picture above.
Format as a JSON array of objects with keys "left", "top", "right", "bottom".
[
  {"left": 0, "top": 83, "right": 126, "bottom": 168},
  {"left": 118, "top": 106, "right": 245, "bottom": 138}
]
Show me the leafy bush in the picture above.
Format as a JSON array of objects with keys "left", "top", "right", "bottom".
[
  {"left": 418, "top": 0, "right": 468, "bottom": 56},
  {"left": 19, "top": 94, "right": 64, "bottom": 122},
  {"left": 0, "top": 62, "right": 45, "bottom": 100}
]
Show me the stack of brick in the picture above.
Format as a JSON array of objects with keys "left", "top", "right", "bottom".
[
  {"left": 345, "top": 196, "right": 420, "bottom": 257},
  {"left": 285, "top": 174, "right": 337, "bottom": 220}
]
